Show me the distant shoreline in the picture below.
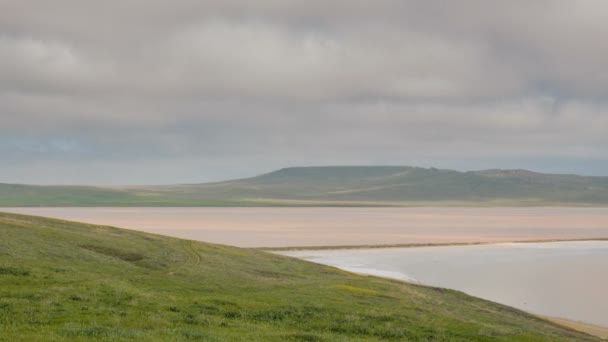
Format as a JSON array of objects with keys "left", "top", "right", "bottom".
[
  {"left": 259, "top": 237, "right": 608, "bottom": 251},
  {"left": 3, "top": 165, "right": 608, "bottom": 207},
  {"left": 544, "top": 316, "right": 608, "bottom": 339},
  {"left": 2, "top": 201, "right": 608, "bottom": 207}
]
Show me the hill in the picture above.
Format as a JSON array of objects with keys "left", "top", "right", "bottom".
[
  {"left": 0, "top": 212, "right": 598, "bottom": 341},
  {"left": 2, "top": 166, "right": 608, "bottom": 206}
]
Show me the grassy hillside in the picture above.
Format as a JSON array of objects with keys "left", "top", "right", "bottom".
[
  {"left": 197, "top": 166, "right": 608, "bottom": 204},
  {"left": 0, "top": 212, "right": 598, "bottom": 341},
  {"left": 2, "top": 166, "right": 608, "bottom": 206},
  {"left": 0, "top": 184, "right": 142, "bottom": 206}
]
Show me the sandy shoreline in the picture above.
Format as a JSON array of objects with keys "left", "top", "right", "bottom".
[
  {"left": 260, "top": 237, "right": 608, "bottom": 251},
  {"left": 545, "top": 317, "right": 608, "bottom": 339},
  {"left": 541, "top": 316, "right": 608, "bottom": 339}
]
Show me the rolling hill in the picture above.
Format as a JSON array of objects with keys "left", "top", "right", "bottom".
[
  {"left": 0, "top": 212, "right": 599, "bottom": 341},
  {"left": 2, "top": 166, "right": 608, "bottom": 206}
]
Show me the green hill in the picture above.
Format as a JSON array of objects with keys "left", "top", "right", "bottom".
[
  {"left": 0, "top": 212, "right": 598, "bottom": 341},
  {"left": 2, "top": 166, "right": 608, "bottom": 206}
]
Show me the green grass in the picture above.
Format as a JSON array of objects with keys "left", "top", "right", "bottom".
[
  {"left": 0, "top": 212, "right": 599, "bottom": 341},
  {"left": 2, "top": 166, "right": 608, "bottom": 206}
]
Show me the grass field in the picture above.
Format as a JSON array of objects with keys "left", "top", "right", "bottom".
[
  {"left": 2, "top": 166, "right": 608, "bottom": 207},
  {"left": 0, "top": 212, "right": 600, "bottom": 341}
]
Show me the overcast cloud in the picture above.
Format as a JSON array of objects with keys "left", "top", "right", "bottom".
[{"left": 1, "top": 0, "right": 607, "bottom": 184}]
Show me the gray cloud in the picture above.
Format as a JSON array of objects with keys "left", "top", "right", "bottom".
[{"left": 1, "top": 1, "right": 607, "bottom": 184}]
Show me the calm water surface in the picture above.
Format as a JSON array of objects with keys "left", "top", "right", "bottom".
[
  {"left": 2, "top": 207, "right": 608, "bottom": 247},
  {"left": 3, "top": 207, "right": 607, "bottom": 327},
  {"left": 280, "top": 241, "right": 608, "bottom": 327}
]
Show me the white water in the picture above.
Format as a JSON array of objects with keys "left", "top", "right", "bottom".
[{"left": 279, "top": 241, "right": 608, "bottom": 328}]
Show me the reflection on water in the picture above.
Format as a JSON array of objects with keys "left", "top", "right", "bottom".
[
  {"left": 280, "top": 241, "right": 608, "bottom": 327},
  {"left": 2, "top": 207, "right": 608, "bottom": 247}
]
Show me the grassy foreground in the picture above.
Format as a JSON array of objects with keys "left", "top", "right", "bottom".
[{"left": 0, "top": 212, "right": 599, "bottom": 341}]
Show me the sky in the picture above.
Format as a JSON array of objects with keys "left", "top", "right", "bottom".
[{"left": 1, "top": 0, "right": 608, "bottom": 185}]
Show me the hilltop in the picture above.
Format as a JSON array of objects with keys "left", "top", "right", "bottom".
[
  {"left": 0, "top": 212, "right": 598, "bottom": 341},
  {"left": 1, "top": 166, "right": 608, "bottom": 206}
]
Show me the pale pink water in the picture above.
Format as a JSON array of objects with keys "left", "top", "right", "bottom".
[
  {"left": 280, "top": 241, "right": 608, "bottom": 327},
  {"left": 2, "top": 207, "right": 608, "bottom": 247}
]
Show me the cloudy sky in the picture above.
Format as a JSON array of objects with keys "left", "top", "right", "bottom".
[{"left": 1, "top": 1, "right": 607, "bottom": 184}]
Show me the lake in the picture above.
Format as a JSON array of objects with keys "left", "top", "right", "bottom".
[
  {"left": 279, "top": 241, "right": 608, "bottom": 328},
  {"left": 3, "top": 207, "right": 608, "bottom": 331},
  {"left": 1, "top": 207, "right": 608, "bottom": 247}
]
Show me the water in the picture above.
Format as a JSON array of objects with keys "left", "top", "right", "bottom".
[
  {"left": 279, "top": 241, "right": 608, "bottom": 328},
  {"left": 3, "top": 207, "right": 607, "bottom": 328},
  {"left": 2, "top": 207, "right": 608, "bottom": 247}
]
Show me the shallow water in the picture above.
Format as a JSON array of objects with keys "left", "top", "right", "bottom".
[
  {"left": 2, "top": 207, "right": 608, "bottom": 247},
  {"left": 279, "top": 241, "right": 608, "bottom": 327},
  {"left": 3, "top": 207, "right": 608, "bottom": 327}
]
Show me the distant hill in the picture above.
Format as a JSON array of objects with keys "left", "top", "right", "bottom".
[
  {"left": 2, "top": 166, "right": 608, "bottom": 206},
  {"left": 0, "top": 211, "right": 598, "bottom": 341}
]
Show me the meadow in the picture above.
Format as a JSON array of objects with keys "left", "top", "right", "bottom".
[
  {"left": 2, "top": 166, "right": 608, "bottom": 207},
  {"left": 0, "top": 212, "right": 599, "bottom": 341}
]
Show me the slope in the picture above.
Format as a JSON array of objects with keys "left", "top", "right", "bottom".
[
  {"left": 0, "top": 212, "right": 599, "bottom": 341},
  {"left": 2, "top": 166, "right": 608, "bottom": 206}
]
